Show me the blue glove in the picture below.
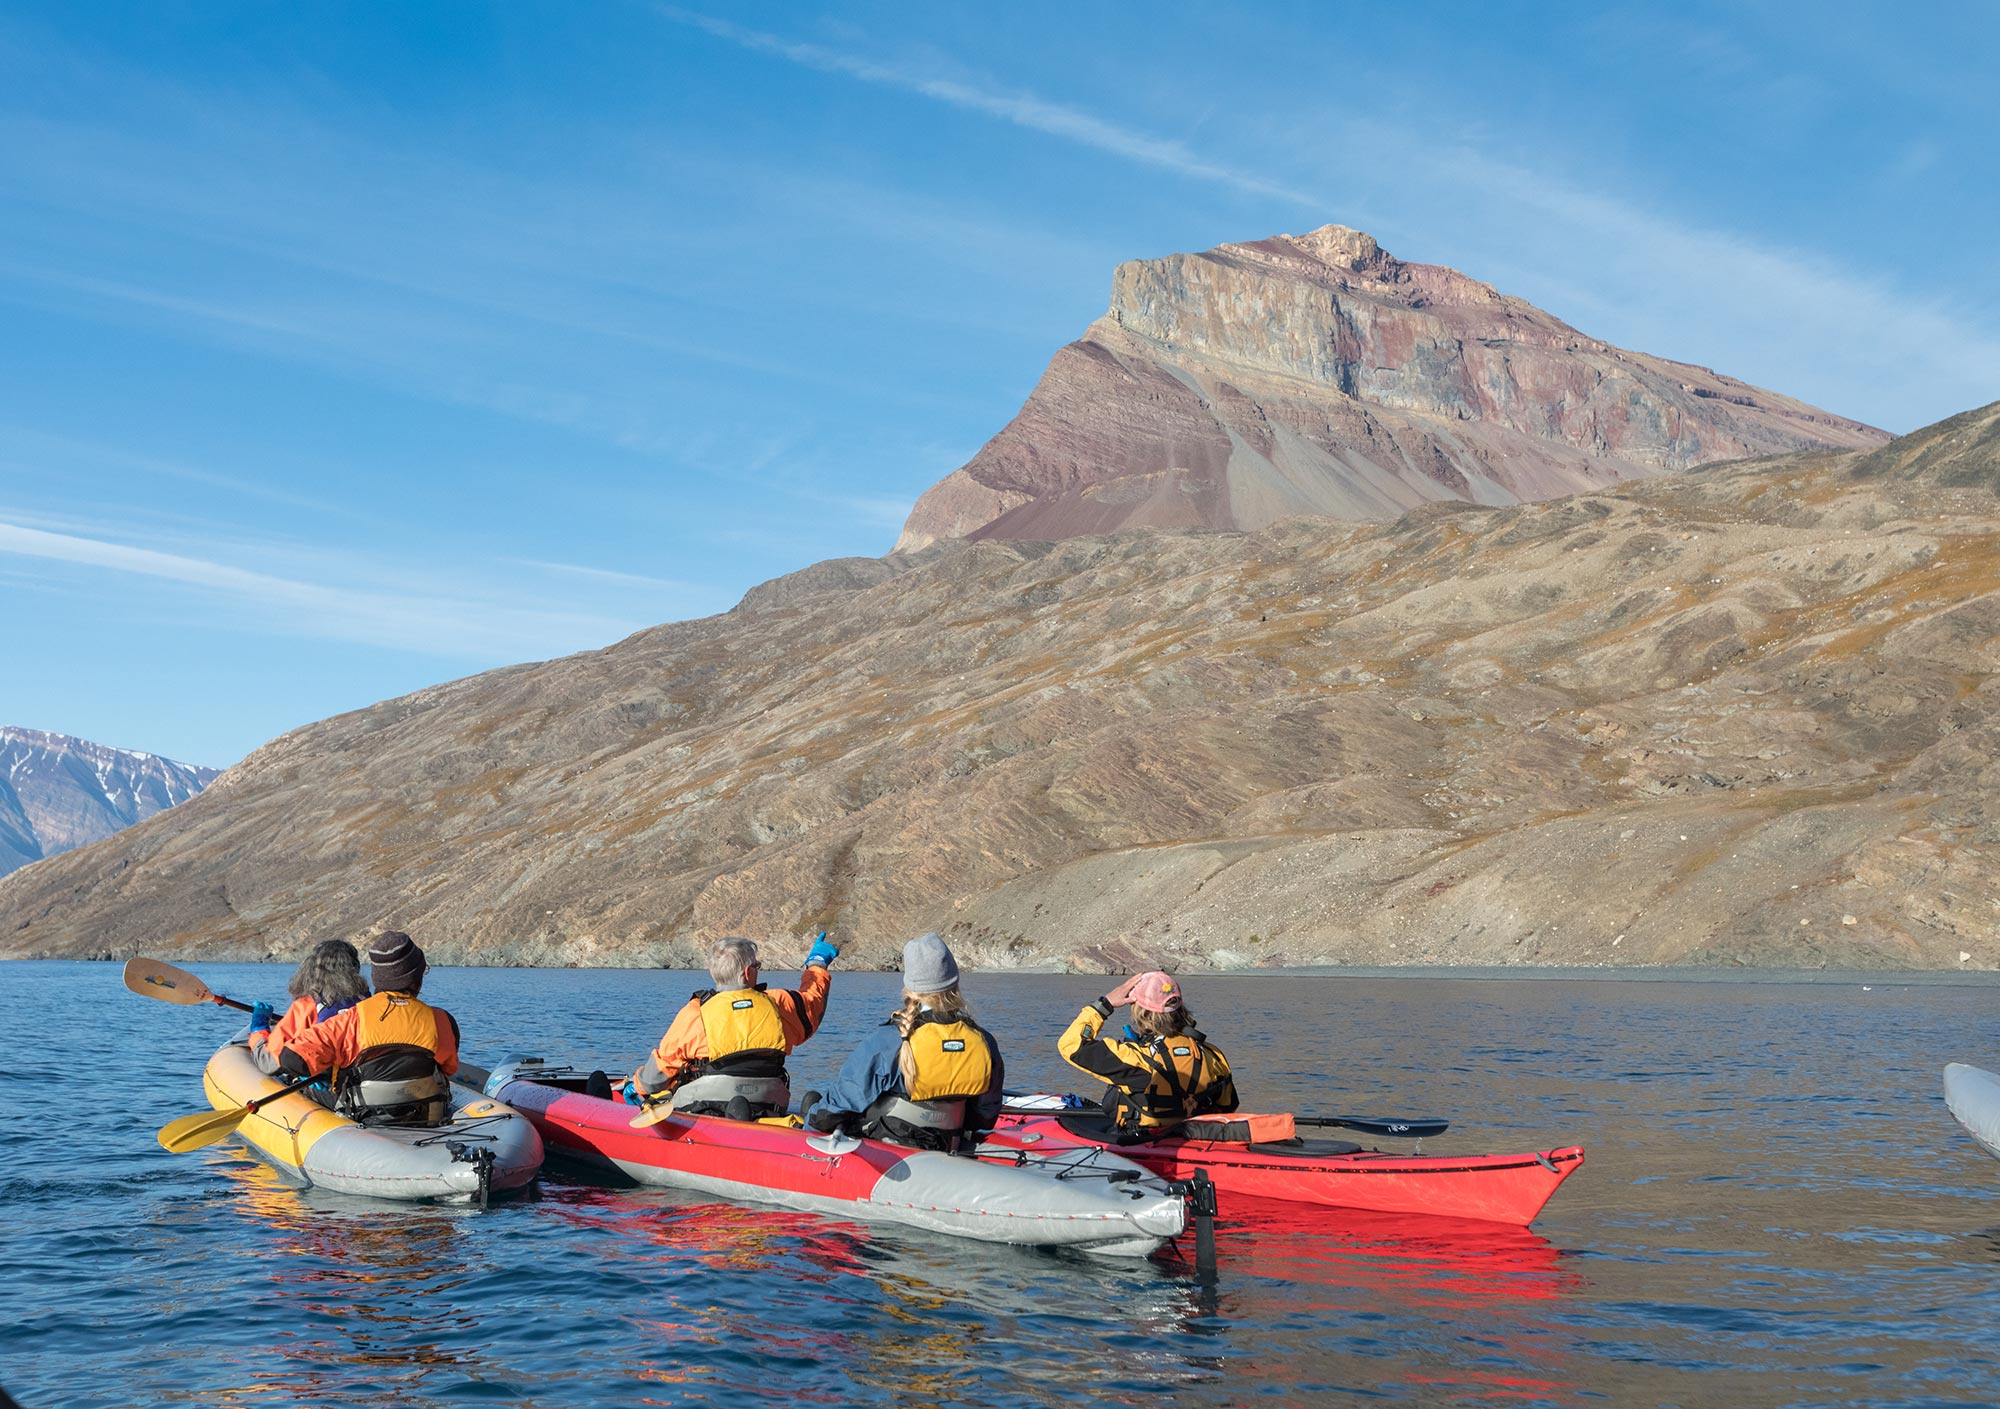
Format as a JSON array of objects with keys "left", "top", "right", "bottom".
[
  {"left": 804, "top": 933, "right": 839, "bottom": 970},
  {"left": 249, "top": 1001, "right": 276, "bottom": 1034},
  {"left": 624, "top": 1085, "right": 644, "bottom": 1107}
]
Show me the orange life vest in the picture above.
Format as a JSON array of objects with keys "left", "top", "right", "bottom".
[{"left": 337, "top": 992, "right": 450, "bottom": 1126}]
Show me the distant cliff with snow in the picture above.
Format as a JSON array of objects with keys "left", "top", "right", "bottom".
[{"left": 0, "top": 727, "right": 218, "bottom": 879}]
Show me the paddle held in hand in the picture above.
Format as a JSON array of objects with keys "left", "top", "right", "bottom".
[
  {"left": 157, "top": 1078, "right": 318, "bottom": 1153},
  {"left": 123, "top": 956, "right": 254, "bottom": 1013}
]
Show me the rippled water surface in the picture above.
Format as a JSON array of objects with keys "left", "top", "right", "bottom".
[{"left": 4, "top": 962, "right": 1999, "bottom": 1407}]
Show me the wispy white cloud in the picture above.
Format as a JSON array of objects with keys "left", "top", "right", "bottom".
[
  {"left": 791, "top": 491, "right": 915, "bottom": 530},
  {"left": 667, "top": 7, "right": 2000, "bottom": 431},
  {"left": 0, "top": 518, "right": 647, "bottom": 660},
  {"left": 661, "top": 7, "right": 1322, "bottom": 208},
  {"left": 1362, "top": 129, "right": 2000, "bottom": 430},
  {"left": 0, "top": 423, "right": 357, "bottom": 520},
  {"left": 511, "top": 558, "right": 698, "bottom": 591}
]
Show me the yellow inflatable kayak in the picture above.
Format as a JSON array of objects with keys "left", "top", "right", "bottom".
[{"left": 200, "top": 1041, "right": 543, "bottom": 1203}]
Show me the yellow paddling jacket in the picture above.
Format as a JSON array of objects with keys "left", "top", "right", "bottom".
[{"left": 1057, "top": 999, "right": 1239, "bottom": 1132}]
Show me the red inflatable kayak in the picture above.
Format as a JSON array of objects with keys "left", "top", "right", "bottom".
[
  {"left": 990, "top": 1105, "right": 1583, "bottom": 1227},
  {"left": 478, "top": 1061, "right": 1190, "bottom": 1256}
]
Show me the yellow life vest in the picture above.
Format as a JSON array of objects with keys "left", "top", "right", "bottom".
[
  {"left": 696, "top": 986, "right": 789, "bottom": 1058},
  {"left": 1124, "top": 1035, "right": 1210, "bottom": 1130},
  {"left": 904, "top": 1016, "right": 995, "bottom": 1102}
]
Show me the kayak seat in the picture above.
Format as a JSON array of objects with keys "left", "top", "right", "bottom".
[
  {"left": 1054, "top": 1113, "right": 1151, "bottom": 1145},
  {"left": 1181, "top": 1113, "right": 1296, "bottom": 1143}
]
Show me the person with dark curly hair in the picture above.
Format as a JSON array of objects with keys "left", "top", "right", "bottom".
[{"left": 245, "top": 938, "right": 371, "bottom": 1077}]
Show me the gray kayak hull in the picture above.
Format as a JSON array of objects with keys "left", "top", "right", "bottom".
[
  {"left": 203, "top": 1042, "right": 544, "bottom": 1202},
  {"left": 1943, "top": 1063, "right": 2000, "bottom": 1163},
  {"left": 485, "top": 1060, "right": 1187, "bottom": 1256}
]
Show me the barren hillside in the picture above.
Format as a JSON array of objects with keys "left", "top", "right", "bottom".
[{"left": 4, "top": 404, "right": 1993, "bottom": 972}]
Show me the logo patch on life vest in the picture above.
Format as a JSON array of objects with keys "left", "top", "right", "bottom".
[
  {"left": 942, "top": 1039, "right": 965, "bottom": 1052},
  {"left": 732, "top": 998, "right": 755, "bottom": 1009},
  {"left": 1171, "top": 1045, "right": 1193, "bottom": 1057}
]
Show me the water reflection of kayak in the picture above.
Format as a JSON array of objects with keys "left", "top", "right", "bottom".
[
  {"left": 197, "top": 1042, "right": 544, "bottom": 1203},
  {"left": 1217, "top": 1194, "right": 1577, "bottom": 1303},
  {"left": 1216, "top": 1196, "right": 1584, "bottom": 1404},
  {"left": 990, "top": 1105, "right": 1583, "bottom": 1226},
  {"left": 477, "top": 1059, "right": 1189, "bottom": 1257},
  {"left": 1944, "top": 1063, "right": 2000, "bottom": 1162}
]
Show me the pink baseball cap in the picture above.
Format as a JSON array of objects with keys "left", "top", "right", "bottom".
[{"left": 1129, "top": 971, "right": 1183, "bottom": 1013}]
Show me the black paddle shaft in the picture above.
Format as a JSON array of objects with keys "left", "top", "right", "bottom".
[
  {"left": 1296, "top": 1116, "right": 1449, "bottom": 1139},
  {"left": 244, "top": 1076, "right": 321, "bottom": 1114}
]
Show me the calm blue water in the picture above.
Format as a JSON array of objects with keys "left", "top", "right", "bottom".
[{"left": 3, "top": 962, "right": 1998, "bottom": 1407}]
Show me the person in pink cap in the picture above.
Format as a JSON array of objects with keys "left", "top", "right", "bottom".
[{"left": 1057, "top": 970, "right": 1238, "bottom": 1135}]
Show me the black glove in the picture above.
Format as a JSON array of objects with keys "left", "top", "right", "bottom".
[{"left": 806, "top": 1106, "right": 849, "bottom": 1134}]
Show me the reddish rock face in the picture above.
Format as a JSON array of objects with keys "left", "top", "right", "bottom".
[{"left": 897, "top": 225, "right": 1887, "bottom": 550}]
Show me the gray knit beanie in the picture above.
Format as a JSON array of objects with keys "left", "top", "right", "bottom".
[
  {"left": 369, "top": 930, "right": 427, "bottom": 993},
  {"left": 901, "top": 932, "right": 959, "bottom": 993}
]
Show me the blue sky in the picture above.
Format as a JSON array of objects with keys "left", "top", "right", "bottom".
[{"left": 2, "top": 2, "right": 1995, "bottom": 767}]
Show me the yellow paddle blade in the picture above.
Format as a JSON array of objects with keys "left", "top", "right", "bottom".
[
  {"left": 628, "top": 1101, "right": 679, "bottom": 1129},
  {"left": 124, "top": 957, "right": 213, "bottom": 1006},
  {"left": 157, "top": 1107, "right": 246, "bottom": 1153}
]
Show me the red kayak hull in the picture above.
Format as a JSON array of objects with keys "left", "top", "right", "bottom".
[{"left": 991, "top": 1113, "right": 1583, "bottom": 1226}]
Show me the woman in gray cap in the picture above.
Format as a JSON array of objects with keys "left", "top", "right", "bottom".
[{"left": 803, "top": 932, "right": 1004, "bottom": 1152}]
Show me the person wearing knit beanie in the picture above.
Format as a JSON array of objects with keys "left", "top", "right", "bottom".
[
  {"left": 900, "top": 932, "right": 959, "bottom": 993},
  {"left": 803, "top": 931, "right": 1004, "bottom": 1150},
  {"left": 277, "top": 928, "right": 464, "bottom": 1127},
  {"left": 369, "top": 930, "right": 428, "bottom": 994}
]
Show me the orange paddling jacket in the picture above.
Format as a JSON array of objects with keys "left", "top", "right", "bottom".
[
  {"left": 250, "top": 995, "right": 361, "bottom": 1075},
  {"left": 280, "top": 991, "right": 462, "bottom": 1126}
]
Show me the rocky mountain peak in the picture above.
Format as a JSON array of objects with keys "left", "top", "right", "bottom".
[
  {"left": 1282, "top": 222, "right": 1387, "bottom": 271},
  {"left": 896, "top": 224, "right": 1886, "bottom": 552}
]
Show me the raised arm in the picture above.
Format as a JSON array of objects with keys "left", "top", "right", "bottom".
[{"left": 1057, "top": 999, "right": 1156, "bottom": 1092}]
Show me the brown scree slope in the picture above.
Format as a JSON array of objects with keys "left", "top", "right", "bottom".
[
  {"left": 2, "top": 403, "right": 1995, "bottom": 972},
  {"left": 897, "top": 225, "right": 1885, "bottom": 551}
]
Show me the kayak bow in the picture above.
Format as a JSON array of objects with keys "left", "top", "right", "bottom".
[{"left": 990, "top": 1101, "right": 1583, "bottom": 1226}]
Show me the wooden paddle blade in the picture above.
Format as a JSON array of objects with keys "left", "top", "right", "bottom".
[
  {"left": 123, "top": 956, "right": 254, "bottom": 1011},
  {"left": 157, "top": 1107, "right": 245, "bottom": 1153},
  {"left": 123, "top": 957, "right": 213, "bottom": 1006},
  {"left": 627, "top": 1101, "right": 679, "bottom": 1129}
]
